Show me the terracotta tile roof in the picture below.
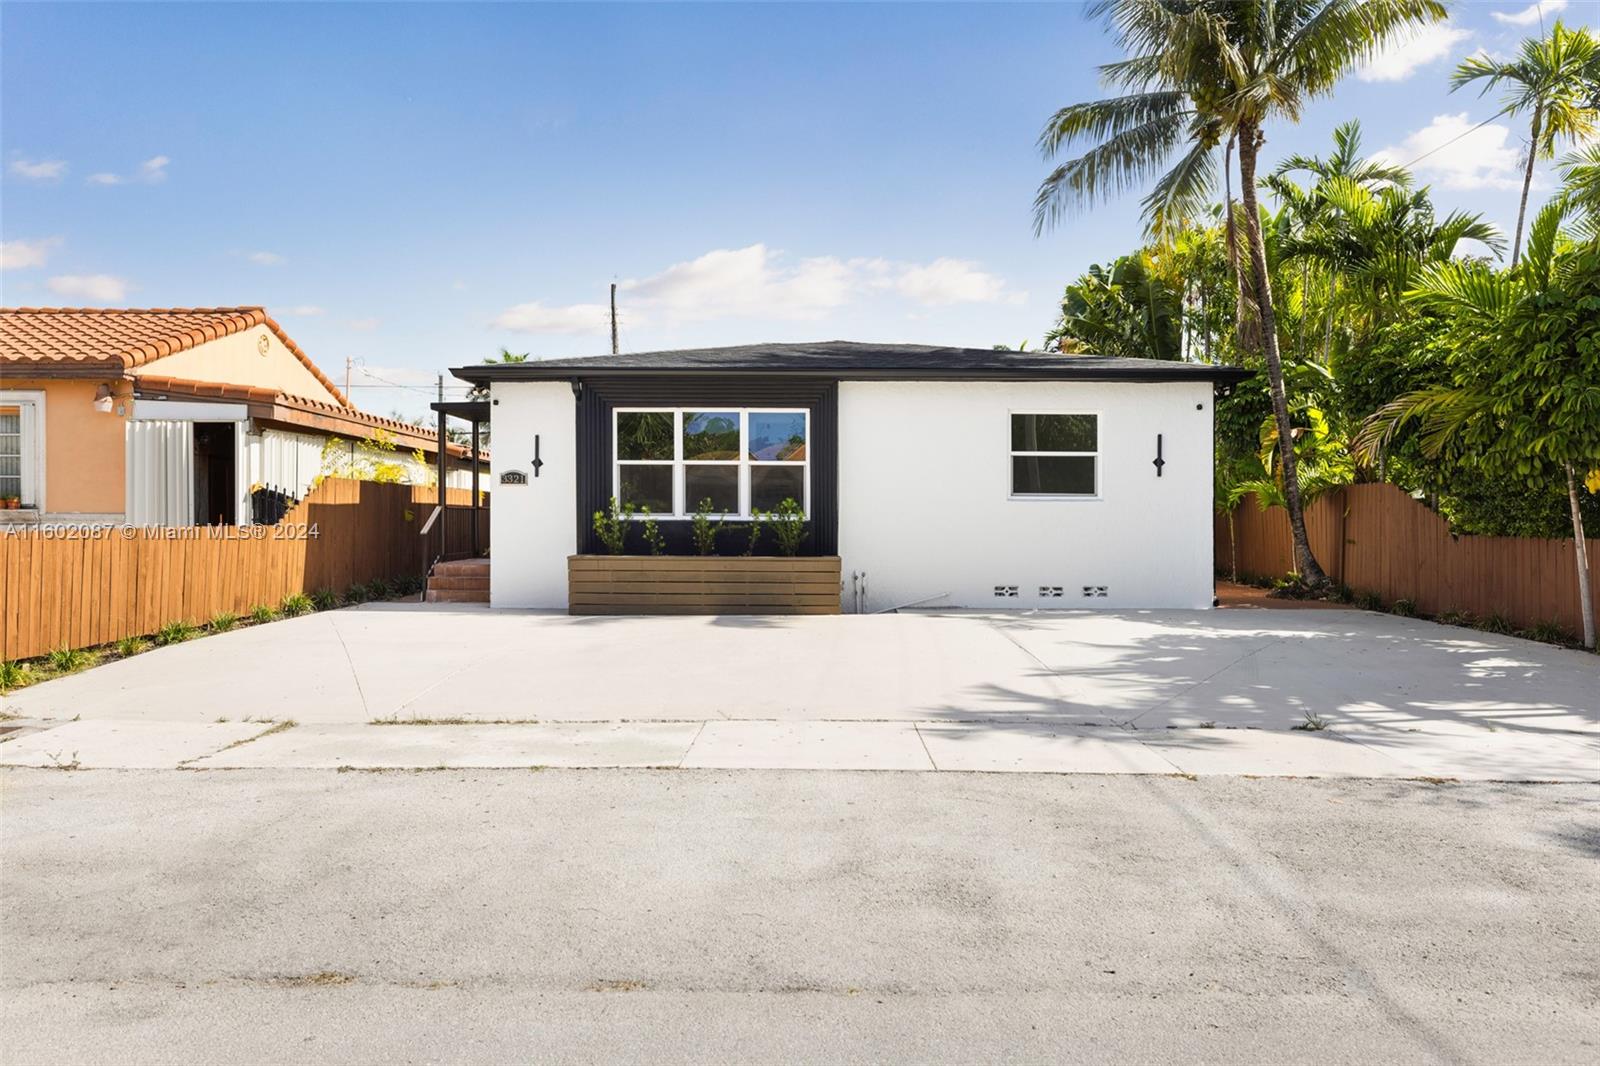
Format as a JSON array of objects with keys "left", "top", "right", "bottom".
[
  {"left": 0, "top": 306, "right": 351, "bottom": 408},
  {"left": 134, "top": 374, "right": 485, "bottom": 461}
]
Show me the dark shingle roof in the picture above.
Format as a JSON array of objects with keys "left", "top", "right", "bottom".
[{"left": 451, "top": 341, "right": 1253, "bottom": 385}]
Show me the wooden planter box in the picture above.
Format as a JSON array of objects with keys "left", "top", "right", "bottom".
[{"left": 568, "top": 555, "right": 841, "bottom": 615}]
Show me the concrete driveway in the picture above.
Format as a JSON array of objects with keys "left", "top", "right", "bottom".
[{"left": 5, "top": 603, "right": 1597, "bottom": 779}]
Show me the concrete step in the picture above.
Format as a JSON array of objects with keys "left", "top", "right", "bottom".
[
  {"left": 424, "top": 588, "right": 490, "bottom": 603},
  {"left": 427, "top": 576, "right": 490, "bottom": 591}
]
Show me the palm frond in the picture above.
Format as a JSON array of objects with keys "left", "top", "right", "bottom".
[
  {"left": 1354, "top": 385, "right": 1491, "bottom": 462},
  {"left": 1140, "top": 133, "right": 1222, "bottom": 239},
  {"left": 1405, "top": 260, "right": 1520, "bottom": 318},
  {"left": 1033, "top": 110, "right": 1193, "bottom": 234},
  {"left": 1036, "top": 92, "right": 1190, "bottom": 157}
]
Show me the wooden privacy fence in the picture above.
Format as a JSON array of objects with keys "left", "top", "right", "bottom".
[
  {"left": 1, "top": 478, "right": 489, "bottom": 661},
  {"left": 1215, "top": 483, "right": 1598, "bottom": 636}
]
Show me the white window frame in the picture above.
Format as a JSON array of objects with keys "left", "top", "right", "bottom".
[
  {"left": 1008, "top": 410, "right": 1100, "bottom": 501},
  {"left": 0, "top": 390, "right": 47, "bottom": 513},
  {"left": 613, "top": 406, "right": 810, "bottom": 519}
]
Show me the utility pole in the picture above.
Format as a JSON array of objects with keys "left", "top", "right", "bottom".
[
  {"left": 610, "top": 282, "right": 619, "bottom": 355},
  {"left": 344, "top": 355, "right": 353, "bottom": 398}
]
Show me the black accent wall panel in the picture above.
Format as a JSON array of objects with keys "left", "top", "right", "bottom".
[{"left": 574, "top": 376, "right": 838, "bottom": 556}]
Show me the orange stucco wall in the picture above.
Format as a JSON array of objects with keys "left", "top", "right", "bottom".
[
  {"left": 128, "top": 327, "right": 341, "bottom": 404},
  {"left": 5, "top": 378, "right": 129, "bottom": 514}
]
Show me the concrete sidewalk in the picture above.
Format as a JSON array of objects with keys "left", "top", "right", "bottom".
[{"left": 4, "top": 716, "right": 1596, "bottom": 780}]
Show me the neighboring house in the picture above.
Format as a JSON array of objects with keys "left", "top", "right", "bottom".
[
  {"left": 452, "top": 341, "right": 1249, "bottom": 612},
  {"left": 0, "top": 306, "right": 479, "bottom": 526}
]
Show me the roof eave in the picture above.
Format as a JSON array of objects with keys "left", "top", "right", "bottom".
[{"left": 451, "top": 364, "right": 1255, "bottom": 385}]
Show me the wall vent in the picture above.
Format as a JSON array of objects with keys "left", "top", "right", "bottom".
[
  {"left": 1038, "top": 586, "right": 1064, "bottom": 598},
  {"left": 993, "top": 585, "right": 1019, "bottom": 598},
  {"left": 1081, "top": 585, "right": 1109, "bottom": 598}
]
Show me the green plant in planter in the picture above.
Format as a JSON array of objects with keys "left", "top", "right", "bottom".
[
  {"left": 742, "top": 511, "right": 768, "bottom": 556},
  {"left": 769, "top": 498, "right": 808, "bottom": 556},
  {"left": 639, "top": 506, "right": 666, "bottom": 556},
  {"left": 593, "top": 496, "right": 633, "bottom": 555},
  {"left": 691, "top": 498, "right": 723, "bottom": 556}
]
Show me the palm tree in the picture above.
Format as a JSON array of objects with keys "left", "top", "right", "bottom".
[
  {"left": 1451, "top": 21, "right": 1600, "bottom": 267},
  {"left": 1034, "top": 0, "right": 1447, "bottom": 587}
]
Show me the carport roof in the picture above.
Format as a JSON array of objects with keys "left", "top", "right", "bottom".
[{"left": 451, "top": 341, "right": 1254, "bottom": 385}]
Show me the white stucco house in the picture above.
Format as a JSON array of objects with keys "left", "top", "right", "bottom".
[{"left": 451, "top": 342, "right": 1249, "bottom": 613}]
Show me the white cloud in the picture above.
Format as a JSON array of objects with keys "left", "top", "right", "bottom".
[
  {"left": 451, "top": 280, "right": 468, "bottom": 291},
  {"left": 87, "top": 155, "right": 170, "bottom": 187},
  {"left": 1358, "top": 23, "right": 1472, "bottom": 82},
  {"left": 891, "top": 257, "right": 1024, "bottom": 306},
  {"left": 1492, "top": 0, "right": 1566, "bottom": 26},
  {"left": 0, "top": 237, "right": 61, "bottom": 270},
  {"left": 621, "top": 244, "right": 866, "bottom": 323},
  {"left": 9, "top": 157, "right": 67, "bottom": 182},
  {"left": 492, "top": 244, "right": 1023, "bottom": 335},
  {"left": 492, "top": 301, "right": 613, "bottom": 335},
  {"left": 346, "top": 317, "right": 380, "bottom": 331},
  {"left": 247, "top": 251, "right": 286, "bottom": 266},
  {"left": 1374, "top": 113, "right": 1523, "bottom": 190},
  {"left": 46, "top": 274, "right": 129, "bottom": 302},
  {"left": 282, "top": 305, "right": 324, "bottom": 316}
]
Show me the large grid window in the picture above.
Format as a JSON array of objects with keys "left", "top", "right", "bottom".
[
  {"left": 1010, "top": 413, "right": 1098, "bottom": 497},
  {"left": 615, "top": 408, "right": 809, "bottom": 518}
]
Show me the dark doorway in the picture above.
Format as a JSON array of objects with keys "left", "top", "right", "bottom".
[{"left": 193, "top": 422, "right": 236, "bottom": 525}]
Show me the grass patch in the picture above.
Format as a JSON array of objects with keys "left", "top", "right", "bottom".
[
  {"left": 250, "top": 604, "right": 277, "bottom": 624},
  {"left": 115, "top": 635, "right": 149, "bottom": 658},
  {"left": 281, "top": 592, "right": 314, "bottom": 617},
  {"left": 46, "top": 646, "right": 93, "bottom": 673},
  {"left": 1292, "top": 712, "right": 1331, "bottom": 732},
  {"left": 209, "top": 612, "right": 239, "bottom": 634},
  {"left": 155, "top": 619, "right": 197, "bottom": 646},
  {"left": 1, "top": 660, "right": 34, "bottom": 692},
  {"left": 310, "top": 588, "right": 339, "bottom": 612}
]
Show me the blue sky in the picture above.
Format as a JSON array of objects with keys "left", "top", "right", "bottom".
[{"left": 3, "top": 1, "right": 1596, "bottom": 419}]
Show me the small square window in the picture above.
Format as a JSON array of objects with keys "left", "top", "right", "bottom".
[{"left": 1011, "top": 413, "right": 1097, "bottom": 497}]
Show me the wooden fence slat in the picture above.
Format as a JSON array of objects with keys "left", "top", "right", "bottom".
[
  {"left": 1217, "top": 484, "right": 1599, "bottom": 638},
  {"left": 0, "top": 478, "right": 491, "bottom": 661}
]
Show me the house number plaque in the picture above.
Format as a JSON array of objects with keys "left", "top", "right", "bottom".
[{"left": 500, "top": 470, "right": 528, "bottom": 486}]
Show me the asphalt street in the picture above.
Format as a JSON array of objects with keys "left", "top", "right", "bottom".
[{"left": 2, "top": 768, "right": 1596, "bottom": 1065}]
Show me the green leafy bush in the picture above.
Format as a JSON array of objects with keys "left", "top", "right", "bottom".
[
  {"left": 1477, "top": 613, "right": 1515, "bottom": 635},
  {"left": 690, "top": 498, "right": 723, "bottom": 556},
  {"left": 343, "top": 583, "right": 370, "bottom": 605},
  {"left": 593, "top": 496, "right": 632, "bottom": 555},
  {"left": 115, "top": 635, "right": 148, "bottom": 657},
  {"left": 281, "top": 593, "right": 314, "bottom": 617},
  {"left": 209, "top": 612, "right": 238, "bottom": 633},
  {"left": 742, "top": 512, "right": 768, "bottom": 556},
  {"left": 769, "top": 498, "right": 808, "bottom": 557},
  {"left": 155, "top": 620, "right": 196, "bottom": 646},
  {"left": 310, "top": 588, "right": 338, "bottom": 611},
  {"left": 1391, "top": 598, "right": 1416, "bottom": 618},
  {"left": 367, "top": 577, "right": 394, "bottom": 600},
  {"left": 250, "top": 604, "right": 277, "bottom": 624},
  {"left": 1355, "top": 592, "right": 1383, "bottom": 612},
  {"left": 639, "top": 506, "right": 666, "bottom": 555}
]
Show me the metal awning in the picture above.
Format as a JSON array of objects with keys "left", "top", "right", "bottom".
[{"left": 429, "top": 400, "right": 491, "bottom": 421}]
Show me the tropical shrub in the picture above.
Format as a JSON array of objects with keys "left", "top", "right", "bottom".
[
  {"left": 769, "top": 498, "right": 809, "bottom": 557},
  {"left": 593, "top": 496, "right": 632, "bottom": 555}
]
